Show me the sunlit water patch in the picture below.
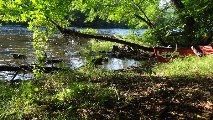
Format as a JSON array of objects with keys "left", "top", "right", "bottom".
[{"left": 100, "top": 58, "right": 141, "bottom": 70}]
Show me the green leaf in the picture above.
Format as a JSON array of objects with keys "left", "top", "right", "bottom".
[{"left": 34, "top": 87, "right": 39, "bottom": 92}]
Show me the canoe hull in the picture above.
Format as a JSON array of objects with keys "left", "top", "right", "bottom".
[{"left": 154, "top": 45, "right": 213, "bottom": 62}]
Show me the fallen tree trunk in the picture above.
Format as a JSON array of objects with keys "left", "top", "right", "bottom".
[
  {"left": 0, "top": 65, "right": 62, "bottom": 73},
  {"left": 48, "top": 19, "right": 154, "bottom": 52}
]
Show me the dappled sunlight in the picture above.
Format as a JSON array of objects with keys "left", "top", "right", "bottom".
[
  {"left": 0, "top": 64, "right": 213, "bottom": 119},
  {"left": 91, "top": 74, "right": 213, "bottom": 119}
]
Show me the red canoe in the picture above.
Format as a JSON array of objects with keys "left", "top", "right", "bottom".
[{"left": 154, "top": 45, "right": 213, "bottom": 62}]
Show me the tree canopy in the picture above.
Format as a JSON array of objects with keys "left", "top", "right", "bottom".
[{"left": 0, "top": 0, "right": 213, "bottom": 47}]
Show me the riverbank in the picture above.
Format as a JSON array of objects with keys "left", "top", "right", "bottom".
[{"left": 0, "top": 56, "right": 212, "bottom": 119}]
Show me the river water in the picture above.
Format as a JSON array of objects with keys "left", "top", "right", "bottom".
[{"left": 0, "top": 25, "right": 146, "bottom": 80}]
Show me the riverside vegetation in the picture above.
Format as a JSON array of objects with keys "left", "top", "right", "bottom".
[
  {"left": 0, "top": 41, "right": 213, "bottom": 119},
  {"left": 0, "top": 0, "right": 213, "bottom": 119}
]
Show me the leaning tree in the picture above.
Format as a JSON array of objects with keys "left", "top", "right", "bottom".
[{"left": 0, "top": 0, "right": 213, "bottom": 55}]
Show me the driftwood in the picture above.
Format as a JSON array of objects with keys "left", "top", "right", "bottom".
[
  {"left": 48, "top": 19, "right": 154, "bottom": 52},
  {"left": 0, "top": 65, "right": 63, "bottom": 80},
  {"left": 0, "top": 65, "right": 62, "bottom": 73}
]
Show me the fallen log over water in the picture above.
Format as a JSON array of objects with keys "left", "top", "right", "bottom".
[
  {"left": 48, "top": 19, "right": 154, "bottom": 52},
  {"left": 0, "top": 65, "right": 62, "bottom": 73}
]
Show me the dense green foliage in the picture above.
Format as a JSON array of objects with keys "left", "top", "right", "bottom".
[{"left": 0, "top": 0, "right": 212, "bottom": 46}]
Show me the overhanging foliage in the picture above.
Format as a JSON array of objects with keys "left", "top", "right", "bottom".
[{"left": 0, "top": 0, "right": 212, "bottom": 48}]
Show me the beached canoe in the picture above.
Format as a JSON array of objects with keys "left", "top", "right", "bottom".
[{"left": 154, "top": 45, "right": 213, "bottom": 62}]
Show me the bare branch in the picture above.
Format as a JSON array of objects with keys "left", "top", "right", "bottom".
[
  {"left": 131, "top": 1, "right": 154, "bottom": 28},
  {"left": 134, "top": 14, "right": 153, "bottom": 28}
]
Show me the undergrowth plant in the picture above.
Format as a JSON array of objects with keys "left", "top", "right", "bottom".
[
  {"left": 80, "top": 39, "right": 114, "bottom": 56},
  {"left": 0, "top": 69, "right": 120, "bottom": 120},
  {"left": 31, "top": 29, "right": 49, "bottom": 79}
]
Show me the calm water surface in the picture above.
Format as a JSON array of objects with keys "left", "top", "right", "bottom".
[{"left": 0, "top": 26, "right": 145, "bottom": 80}]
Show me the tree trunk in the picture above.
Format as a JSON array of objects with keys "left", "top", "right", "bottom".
[
  {"left": 171, "top": 0, "right": 196, "bottom": 44},
  {"left": 171, "top": 0, "right": 185, "bottom": 10}
]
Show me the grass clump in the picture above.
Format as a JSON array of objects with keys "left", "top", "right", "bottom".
[{"left": 153, "top": 56, "right": 213, "bottom": 77}]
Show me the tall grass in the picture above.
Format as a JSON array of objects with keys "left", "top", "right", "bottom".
[{"left": 153, "top": 56, "right": 213, "bottom": 77}]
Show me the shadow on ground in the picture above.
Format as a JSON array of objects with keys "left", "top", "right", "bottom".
[{"left": 90, "top": 73, "right": 213, "bottom": 119}]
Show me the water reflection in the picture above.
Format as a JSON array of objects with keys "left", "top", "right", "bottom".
[
  {"left": 100, "top": 58, "right": 141, "bottom": 70},
  {"left": 0, "top": 35, "right": 34, "bottom": 64},
  {"left": 0, "top": 25, "right": 32, "bottom": 35},
  {"left": 98, "top": 28, "right": 146, "bottom": 36},
  {"left": 0, "top": 26, "right": 145, "bottom": 80}
]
